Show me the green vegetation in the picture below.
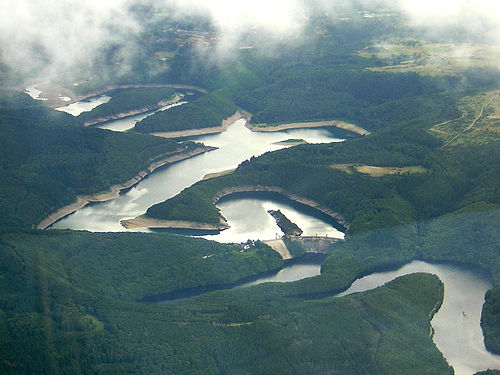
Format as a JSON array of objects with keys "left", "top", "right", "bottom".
[
  {"left": 139, "top": 80, "right": 500, "bottom": 357},
  {"left": 483, "top": 287, "right": 500, "bottom": 353},
  {"left": 268, "top": 210, "right": 303, "bottom": 236},
  {"left": 235, "top": 70, "right": 464, "bottom": 129},
  {"left": 332, "top": 163, "right": 429, "bottom": 177},
  {"left": 144, "top": 125, "right": 498, "bottom": 235},
  {"left": 0, "top": 230, "right": 282, "bottom": 301},
  {"left": 430, "top": 90, "right": 500, "bottom": 147},
  {"left": 278, "top": 138, "right": 307, "bottom": 144},
  {"left": 134, "top": 89, "right": 237, "bottom": 133},
  {"left": 358, "top": 39, "right": 500, "bottom": 77},
  {"left": 78, "top": 87, "right": 176, "bottom": 123},
  {"left": 1, "top": 8, "right": 499, "bottom": 374},
  {"left": 0, "top": 90, "right": 198, "bottom": 228},
  {"left": 0, "top": 229, "right": 453, "bottom": 374}
]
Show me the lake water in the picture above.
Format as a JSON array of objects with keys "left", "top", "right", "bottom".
[
  {"left": 338, "top": 261, "right": 500, "bottom": 375},
  {"left": 50, "top": 97, "right": 500, "bottom": 374},
  {"left": 156, "top": 258, "right": 500, "bottom": 374},
  {"left": 204, "top": 193, "right": 345, "bottom": 243},
  {"left": 96, "top": 101, "right": 188, "bottom": 132},
  {"left": 54, "top": 91, "right": 188, "bottom": 131},
  {"left": 55, "top": 94, "right": 111, "bottom": 116},
  {"left": 52, "top": 118, "right": 344, "bottom": 233},
  {"left": 25, "top": 86, "right": 47, "bottom": 100}
]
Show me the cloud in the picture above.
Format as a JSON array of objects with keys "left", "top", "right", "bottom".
[
  {"left": 398, "top": 0, "right": 500, "bottom": 43},
  {"left": 168, "top": 0, "right": 306, "bottom": 35},
  {"left": 0, "top": 0, "right": 140, "bottom": 83},
  {"left": 0, "top": 0, "right": 498, "bottom": 86}
]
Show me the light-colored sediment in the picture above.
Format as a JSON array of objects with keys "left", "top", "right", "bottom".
[
  {"left": 331, "top": 163, "right": 428, "bottom": 177},
  {"left": 49, "top": 84, "right": 208, "bottom": 107},
  {"left": 83, "top": 94, "right": 184, "bottom": 127},
  {"left": 37, "top": 146, "right": 217, "bottom": 230},
  {"left": 123, "top": 185, "right": 348, "bottom": 233},
  {"left": 120, "top": 216, "right": 229, "bottom": 231},
  {"left": 150, "top": 111, "right": 251, "bottom": 139},
  {"left": 213, "top": 185, "right": 350, "bottom": 230},
  {"left": 246, "top": 120, "right": 370, "bottom": 136},
  {"left": 272, "top": 140, "right": 308, "bottom": 146},
  {"left": 202, "top": 169, "right": 236, "bottom": 181},
  {"left": 263, "top": 239, "right": 292, "bottom": 260}
]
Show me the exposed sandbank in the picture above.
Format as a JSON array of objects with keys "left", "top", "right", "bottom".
[
  {"left": 120, "top": 216, "right": 229, "bottom": 231},
  {"left": 149, "top": 111, "right": 369, "bottom": 139},
  {"left": 247, "top": 120, "right": 370, "bottom": 136},
  {"left": 150, "top": 111, "right": 251, "bottom": 139},
  {"left": 213, "top": 185, "right": 350, "bottom": 230},
  {"left": 83, "top": 94, "right": 184, "bottom": 127},
  {"left": 127, "top": 185, "right": 349, "bottom": 233},
  {"left": 37, "top": 146, "right": 217, "bottom": 230},
  {"left": 202, "top": 169, "right": 236, "bottom": 181}
]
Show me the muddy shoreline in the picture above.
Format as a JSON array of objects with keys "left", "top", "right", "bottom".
[
  {"left": 150, "top": 111, "right": 251, "bottom": 139},
  {"left": 37, "top": 146, "right": 217, "bottom": 230},
  {"left": 246, "top": 120, "right": 370, "bottom": 136},
  {"left": 83, "top": 94, "right": 184, "bottom": 127}
]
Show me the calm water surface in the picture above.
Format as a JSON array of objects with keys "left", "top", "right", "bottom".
[
  {"left": 204, "top": 194, "right": 344, "bottom": 243},
  {"left": 338, "top": 261, "right": 500, "bottom": 375},
  {"left": 55, "top": 95, "right": 111, "bottom": 116},
  {"left": 49, "top": 98, "right": 499, "bottom": 374},
  {"left": 52, "top": 118, "right": 344, "bottom": 232}
]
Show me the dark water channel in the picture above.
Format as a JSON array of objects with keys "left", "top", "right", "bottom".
[{"left": 52, "top": 96, "right": 499, "bottom": 374}]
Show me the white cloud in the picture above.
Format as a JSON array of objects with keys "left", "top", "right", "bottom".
[
  {"left": 0, "top": 0, "right": 140, "bottom": 82},
  {"left": 0, "top": 0, "right": 498, "bottom": 85}
]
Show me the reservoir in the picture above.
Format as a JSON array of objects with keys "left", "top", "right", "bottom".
[
  {"left": 338, "top": 261, "right": 500, "bottom": 375},
  {"left": 51, "top": 118, "right": 345, "bottom": 232},
  {"left": 50, "top": 97, "right": 499, "bottom": 374}
]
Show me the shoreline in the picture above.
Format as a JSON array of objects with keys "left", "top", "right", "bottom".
[
  {"left": 83, "top": 94, "right": 184, "bottom": 127},
  {"left": 126, "top": 185, "right": 349, "bottom": 233},
  {"left": 19, "top": 83, "right": 208, "bottom": 108},
  {"left": 149, "top": 111, "right": 251, "bottom": 139},
  {"left": 120, "top": 216, "right": 229, "bottom": 231},
  {"left": 213, "top": 185, "right": 350, "bottom": 230},
  {"left": 36, "top": 146, "right": 217, "bottom": 230},
  {"left": 202, "top": 169, "right": 236, "bottom": 181},
  {"left": 150, "top": 112, "right": 369, "bottom": 139},
  {"left": 246, "top": 120, "right": 370, "bottom": 136}
]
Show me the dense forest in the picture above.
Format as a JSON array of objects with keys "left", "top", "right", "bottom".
[
  {"left": 0, "top": 90, "right": 202, "bottom": 228},
  {"left": 145, "top": 126, "right": 498, "bottom": 234},
  {"left": 77, "top": 87, "right": 176, "bottom": 124},
  {"left": 0, "top": 5, "right": 499, "bottom": 375},
  {"left": 0, "top": 229, "right": 453, "bottom": 375},
  {"left": 134, "top": 89, "right": 237, "bottom": 133}
]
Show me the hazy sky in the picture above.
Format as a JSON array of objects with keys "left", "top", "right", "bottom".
[{"left": 0, "top": 0, "right": 498, "bottom": 85}]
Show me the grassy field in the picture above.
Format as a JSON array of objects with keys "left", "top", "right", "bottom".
[
  {"left": 331, "top": 164, "right": 429, "bottom": 177},
  {"left": 358, "top": 38, "right": 500, "bottom": 76},
  {"left": 430, "top": 90, "right": 500, "bottom": 146}
]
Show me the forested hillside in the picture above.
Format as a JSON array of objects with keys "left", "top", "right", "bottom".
[
  {"left": 134, "top": 89, "right": 237, "bottom": 133},
  {"left": 78, "top": 87, "right": 175, "bottom": 124},
  {"left": 0, "top": 90, "right": 199, "bottom": 228},
  {"left": 0, "top": 4, "right": 498, "bottom": 375},
  {"left": 0, "top": 229, "right": 452, "bottom": 375}
]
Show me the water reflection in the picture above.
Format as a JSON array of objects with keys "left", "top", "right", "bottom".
[
  {"left": 52, "top": 119, "right": 344, "bottom": 232},
  {"left": 97, "top": 101, "right": 188, "bottom": 132},
  {"left": 203, "top": 193, "right": 344, "bottom": 243},
  {"left": 55, "top": 95, "right": 111, "bottom": 116},
  {"left": 338, "top": 261, "right": 500, "bottom": 375}
]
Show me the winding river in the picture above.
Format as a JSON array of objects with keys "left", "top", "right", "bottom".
[{"left": 52, "top": 96, "right": 500, "bottom": 374}]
